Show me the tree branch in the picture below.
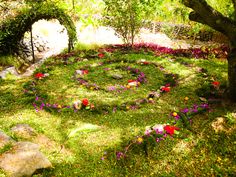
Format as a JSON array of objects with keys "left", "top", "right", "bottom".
[
  {"left": 183, "top": 0, "right": 236, "bottom": 39},
  {"left": 232, "top": 0, "right": 236, "bottom": 19}
]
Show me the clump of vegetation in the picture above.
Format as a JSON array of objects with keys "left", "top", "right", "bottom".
[
  {"left": 0, "top": 1, "right": 76, "bottom": 56},
  {"left": 103, "top": 0, "right": 158, "bottom": 45}
]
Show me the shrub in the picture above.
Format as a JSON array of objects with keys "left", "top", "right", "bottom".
[{"left": 103, "top": 0, "right": 158, "bottom": 46}]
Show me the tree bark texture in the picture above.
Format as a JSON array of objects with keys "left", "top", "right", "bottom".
[
  {"left": 228, "top": 47, "right": 236, "bottom": 101},
  {"left": 183, "top": 0, "right": 236, "bottom": 101},
  {"left": 183, "top": 0, "right": 236, "bottom": 40}
]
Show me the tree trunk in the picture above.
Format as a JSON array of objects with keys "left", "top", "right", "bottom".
[
  {"left": 182, "top": 0, "right": 236, "bottom": 102},
  {"left": 228, "top": 46, "right": 236, "bottom": 101},
  {"left": 30, "top": 26, "right": 35, "bottom": 63}
]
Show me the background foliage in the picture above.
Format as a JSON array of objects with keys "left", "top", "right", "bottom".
[{"left": 103, "top": 0, "right": 159, "bottom": 45}]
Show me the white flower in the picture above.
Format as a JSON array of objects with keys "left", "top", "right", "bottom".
[{"left": 73, "top": 100, "right": 82, "bottom": 110}]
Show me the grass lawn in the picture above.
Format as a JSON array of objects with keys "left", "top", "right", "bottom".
[{"left": 0, "top": 45, "right": 235, "bottom": 176}]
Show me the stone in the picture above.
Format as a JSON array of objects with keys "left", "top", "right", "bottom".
[
  {"left": 0, "top": 131, "right": 14, "bottom": 149},
  {"left": 37, "top": 46, "right": 45, "bottom": 52},
  {"left": 26, "top": 56, "right": 33, "bottom": 62},
  {"left": 211, "top": 117, "right": 226, "bottom": 133},
  {"left": 128, "top": 81, "right": 138, "bottom": 87},
  {"left": 0, "top": 67, "right": 20, "bottom": 79},
  {"left": 11, "top": 124, "right": 36, "bottom": 139},
  {"left": 112, "top": 74, "right": 123, "bottom": 80},
  {"left": 0, "top": 141, "right": 52, "bottom": 177}
]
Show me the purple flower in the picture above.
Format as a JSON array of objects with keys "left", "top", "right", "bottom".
[
  {"left": 191, "top": 108, "right": 198, "bottom": 113},
  {"left": 104, "top": 68, "right": 111, "bottom": 71},
  {"left": 193, "top": 104, "right": 198, "bottom": 109},
  {"left": 154, "top": 129, "right": 163, "bottom": 135},
  {"left": 145, "top": 129, "right": 152, "bottom": 136},
  {"left": 200, "top": 103, "right": 209, "bottom": 109},
  {"left": 53, "top": 104, "right": 57, "bottom": 108},
  {"left": 120, "top": 85, "right": 125, "bottom": 89},
  {"left": 108, "top": 86, "right": 116, "bottom": 91},
  {"left": 113, "top": 107, "right": 117, "bottom": 113},
  {"left": 174, "top": 115, "right": 180, "bottom": 120},
  {"left": 40, "top": 102, "right": 45, "bottom": 110},
  {"left": 116, "top": 152, "right": 124, "bottom": 160},
  {"left": 181, "top": 108, "right": 189, "bottom": 113},
  {"left": 35, "top": 96, "right": 39, "bottom": 101},
  {"left": 159, "top": 67, "right": 164, "bottom": 71}
]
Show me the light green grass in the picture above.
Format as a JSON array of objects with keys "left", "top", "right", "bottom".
[{"left": 0, "top": 49, "right": 235, "bottom": 177}]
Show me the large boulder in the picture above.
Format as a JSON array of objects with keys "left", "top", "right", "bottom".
[{"left": 0, "top": 141, "right": 52, "bottom": 177}]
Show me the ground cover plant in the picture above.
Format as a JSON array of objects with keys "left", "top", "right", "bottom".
[{"left": 0, "top": 44, "right": 235, "bottom": 176}]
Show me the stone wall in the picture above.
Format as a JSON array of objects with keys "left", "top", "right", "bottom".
[
  {"left": 146, "top": 22, "right": 229, "bottom": 44},
  {"left": 19, "top": 34, "right": 50, "bottom": 63}
]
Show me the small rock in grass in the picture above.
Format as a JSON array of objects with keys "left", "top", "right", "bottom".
[
  {"left": 112, "top": 74, "right": 123, "bottom": 80},
  {"left": 0, "top": 142, "right": 52, "bottom": 177},
  {"left": 211, "top": 117, "right": 226, "bottom": 133},
  {"left": 11, "top": 124, "right": 36, "bottom": 138}
]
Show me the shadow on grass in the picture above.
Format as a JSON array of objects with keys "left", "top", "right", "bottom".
[{"left": 0, "top": 79, "right": 34, "bottom": 116}]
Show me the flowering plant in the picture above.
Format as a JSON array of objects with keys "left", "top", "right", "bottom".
[
  {"left": 82, "top": 98, "right": 89, "bottom": 106},
  {"left": 212, "top": 81, "right": 220, "bottom": 88},
  {"left": 101, "top": 102, "right": 209, "bottom": 161},
  {"left": 35, "top": 72, "right": 45, "bottom": 79},
  {"left": 104, "top": 124, "right": 180, "bottom": 161},
  {"left": 160, "top": 85, "right": 171, "bottom": 92},
  {"left": 98, "top": 53, "right": 105, "bottom": 58}
]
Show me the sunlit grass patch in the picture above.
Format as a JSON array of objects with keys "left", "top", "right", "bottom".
[{"left": 0, "top": 46, "right": 235, "bottom": 176}]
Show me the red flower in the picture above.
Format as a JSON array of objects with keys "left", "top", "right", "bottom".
[
  {"left": 82, "top": 98, "right": 89, "bottom": 106},
  {"left": 82, "top": 70, "right": 89, "bottom": 74},
  {"left": 143, "top": 61, "right": 149, "bottom": 65},
  {"left": 164, "top": 125, "right": 180, "bottom": 136},
  {"left": 212, "top": 81, "right": 220, "bottom": 86},
  {"left": 161, "top": 86, "right": 170, "bottom": 92},
  {"left": 98, "top": 53, "right": 105, "bottom": 58},
  {"left": 128, "top": 79, "right": 136, "bottom": 83},
  {"left": 35, "top": 72, "right": 44, "bottom": 79}
]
